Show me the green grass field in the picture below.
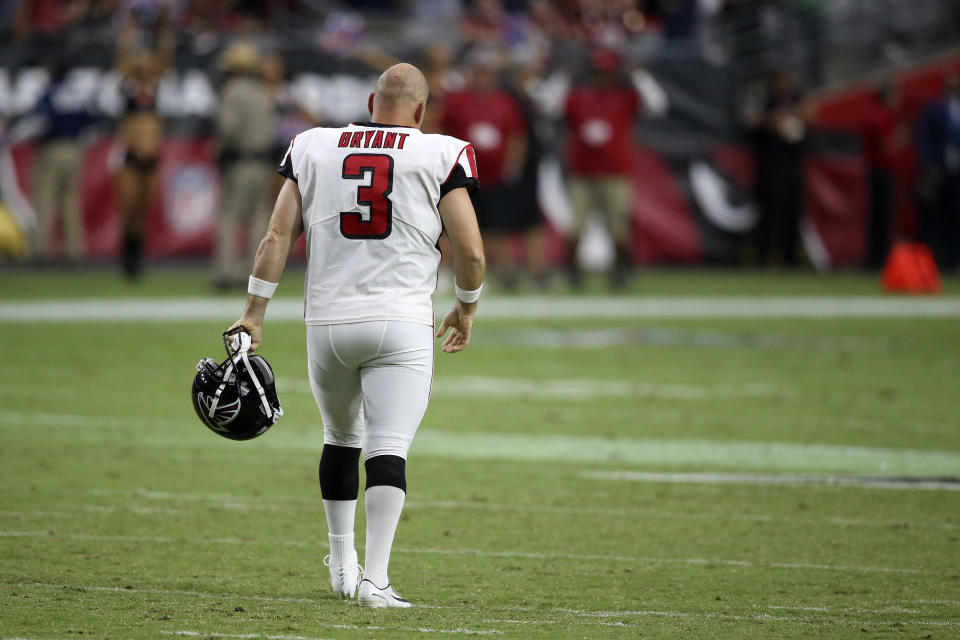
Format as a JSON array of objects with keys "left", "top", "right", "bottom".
[{"left": 2, "top": 267, "right": 959, "bottom": 639}]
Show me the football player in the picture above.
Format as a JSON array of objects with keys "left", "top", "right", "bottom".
[{"left": 227, "top": 63, "right": 485, "bottom": 607}]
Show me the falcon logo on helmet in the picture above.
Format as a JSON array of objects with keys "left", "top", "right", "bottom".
[
  {"left": 191, "top": 327, "right": 284, "bottom": 441},
  {"left": 196, "top": 393, "right": 241, "bottom": 430}
]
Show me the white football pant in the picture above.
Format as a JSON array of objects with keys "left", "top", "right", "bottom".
[{"left": 306, "top": 321, "right": 433, "bottom": 460}]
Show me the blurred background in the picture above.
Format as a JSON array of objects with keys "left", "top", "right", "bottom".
[
  {"left": 0, "top": 0, "right": 959, "bottom": 291},
  {"left": 3, "top": 6, "right": 960, "bottom": 634}
]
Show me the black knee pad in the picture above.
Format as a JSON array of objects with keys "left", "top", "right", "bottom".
[
  {"left": 365, "top": 455, "right": 406, "bottom": 492},
  {"left": 319, "top": 444, "right": 362, "bottom": 500}
]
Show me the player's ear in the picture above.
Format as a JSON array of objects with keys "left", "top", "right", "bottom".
[
  {"left": 368, "top": 93, "right": 375, "bottom": 116},
  {"left": 414, "top": 102, "right": 425, "bottom": 127}
]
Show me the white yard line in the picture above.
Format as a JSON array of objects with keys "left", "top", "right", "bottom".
[
  {"left": 2, "top": 296, "right": 959, "bottom": 322},
  {"left": 475, "top": 612, "right": 950, "bottom": 627},
  {"left": 583, "top": 470, "right": 960, "bottom": 492},
  {"left": 901, "top": 599, "right": 960, "bottom": 607},
  {"left": 2, "top": 638, "right": 89, "bottom": 640},
  {"left": 765, "top": 604, "right": 922, "bottom": 615},
  {"left": 481, "top": 612, "right": 960, "bottom": 628},
  {"left": 166, "top": 627, "right": 500, "bottom": 637},
  {"left": 165, "top": 633, "right": 338, "bottom": 640},
  {"left": 0, "top": 531, "right": 940, "bottom": 574}
]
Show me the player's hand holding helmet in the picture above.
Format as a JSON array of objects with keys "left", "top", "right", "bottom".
[
  {"left": 191, "top": 327, "right": 283, "bottom": 440},
  {"left": 226, "top": 316, "right": 263, "bottom": 351}
]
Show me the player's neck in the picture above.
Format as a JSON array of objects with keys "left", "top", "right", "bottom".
[{"left": 369, "top": 110, "right": 421, "bottom": 129}]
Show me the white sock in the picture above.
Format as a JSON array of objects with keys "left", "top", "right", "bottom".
[
  {"left": 324, "top": 499, "right": 357, "bottom": 563},
  {"left": 363, "top": 485, "right": 405, "bottom": 587},
  {"left": 328, "top": 533, "right": 356, "bottom": 565},
  {"left": 324, "top": 499, "right": 357, "bottom": 536}
]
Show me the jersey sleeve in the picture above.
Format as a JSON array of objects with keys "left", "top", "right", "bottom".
[
  {"left": 277, "top": 136, "right": 298, "bottom": 182},
  {"left": 440, "top": 143, "right": 480, "bottom": 198}
]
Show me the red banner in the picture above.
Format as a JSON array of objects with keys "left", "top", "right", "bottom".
[{"left": 13, "top": 137, "right": 221, "bottom": 259}]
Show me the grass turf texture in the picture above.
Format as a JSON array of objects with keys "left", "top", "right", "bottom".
[{"left": 1, "top": 268, "right": 959, "bottom": 639}]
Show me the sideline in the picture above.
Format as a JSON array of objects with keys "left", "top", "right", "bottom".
[{"left": 2, "top": 295, "right": 960, "bottom": 321}]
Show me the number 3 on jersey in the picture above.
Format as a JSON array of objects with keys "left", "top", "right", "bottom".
[{"left": 340, "top": 154, "right": 394, "bottom": 239}]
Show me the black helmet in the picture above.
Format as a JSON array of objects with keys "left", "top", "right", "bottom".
[{"left": 191, "top": 328, "right": 283, "bottom": 441}]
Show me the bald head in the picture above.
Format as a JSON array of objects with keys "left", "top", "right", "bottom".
[{"left": 369, "top": 63, "right": 430, "bottom": 127}]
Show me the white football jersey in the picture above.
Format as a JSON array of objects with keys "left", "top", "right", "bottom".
[{"left": 278, "top": 122, "right": 479, "bottom": 326}]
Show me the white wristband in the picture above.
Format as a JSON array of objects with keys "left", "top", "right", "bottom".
[
  {"left": 248, "top": 276, "right": 278, "bottom": 299},
  {"left": 455, "top": 281, "right": 482, "bottom": 303}
]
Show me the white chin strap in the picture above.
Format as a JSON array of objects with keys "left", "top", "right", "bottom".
[
  {"left": 230, "top": 332, "right": 252, "bottom": 353},
  {"left": 207, "top": 331, "right": 277, "bottom": 422}
]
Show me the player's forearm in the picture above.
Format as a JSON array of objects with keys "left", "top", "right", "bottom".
[
  {"left": 241, "top": 228, "right": 291, "bottom": 320},
  {"left": 453, "top": 250, "right": 485, "bottom": 292},
  {"left": 453, "top": 250, "right": 484, "bottom": 317},
  {"left": 242, "top": 179, "right": 303, "bottom": 321},
  {"left": 251, "top": 226, "right": 292, "bottom": 285},
  {"left": 243, "top": 240, "right": 289, "bottom": 322},
  {"left": 229, "top": 225, "right": 294, "bottom": 346},
  {"left": 438, "top": 187, "right": 485, "bottom": 306}
]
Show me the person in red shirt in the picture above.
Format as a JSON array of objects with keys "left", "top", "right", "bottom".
[
  {"left": 441, "top": 52, "right": 531, "bottom": 288},
  {"left": 563, "top": 48, "right": 640, "bottom": 289},
  {"left": 860, "top": 81, "right": 905, "bottom": 269}
]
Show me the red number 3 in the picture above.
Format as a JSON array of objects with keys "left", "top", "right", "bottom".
[{"left": 340, "top": 154, "right": 394, "bottom": 239}]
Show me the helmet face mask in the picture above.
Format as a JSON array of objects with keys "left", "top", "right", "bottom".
[{"left": 191, "top": 331, "right": 283, "bottom": 441}]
